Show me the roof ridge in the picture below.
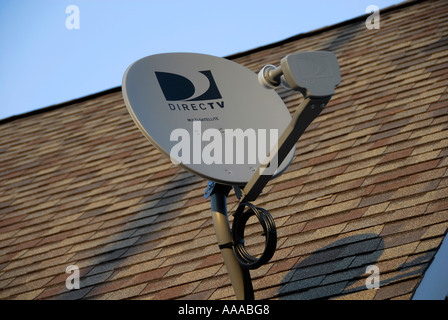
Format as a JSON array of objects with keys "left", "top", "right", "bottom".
[
  {"left": 225, "top": 0, "right": 426, "bottom": 60},
  {"left": 0, "top": 0, "right": 425, "bottom": 126},
  {"left": 0, "top": 87, "right": 122, "bottom": 126}
]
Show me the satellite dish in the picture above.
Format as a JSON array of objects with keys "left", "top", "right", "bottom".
[
  {"left": 122, "top": 52, "right": 295, "bottom": 185},
  {"left": 122, "top": 51, "right": 341, "bottom": 300}
]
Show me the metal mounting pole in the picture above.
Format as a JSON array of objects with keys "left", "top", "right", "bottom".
[{"left": 205, "top": 182, "right": 254, "bottom": 300}]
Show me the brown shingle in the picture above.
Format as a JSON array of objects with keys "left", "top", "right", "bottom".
[{"left": 373, "top": 278, "right": 421, "bottom": 300}]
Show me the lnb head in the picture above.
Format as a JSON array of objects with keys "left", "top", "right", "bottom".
[
  {"left": 258, "top": 51, "right": 341, "bottom": 98},
  {"left": 258, "top": 64, "right": 283, "bottom": 89}
]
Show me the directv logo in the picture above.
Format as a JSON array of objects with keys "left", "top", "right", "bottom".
[
  {"left": 156, "top": 70, "right": 222, "bottom": 101},
  {"left": 155, "top": 70, "right": 225, "bottom": 111}
]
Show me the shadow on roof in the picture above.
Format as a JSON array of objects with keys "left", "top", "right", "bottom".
[{"left": 278, "top": 233, "right": 384, "bottom": 299}]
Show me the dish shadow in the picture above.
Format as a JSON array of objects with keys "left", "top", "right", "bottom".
[{"left": 277, "top": 233, "right": 384, "bottom": 300}]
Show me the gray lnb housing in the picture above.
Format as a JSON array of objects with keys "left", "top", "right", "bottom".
[{"left": 258, "top": 51, "right": 341, "bottom": 98}]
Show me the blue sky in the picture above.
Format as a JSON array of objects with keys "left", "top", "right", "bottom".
[{"left": 0, "top": 0, "right": 403, "bottom": 120}]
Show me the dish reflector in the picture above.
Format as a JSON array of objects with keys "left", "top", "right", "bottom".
[{"left": 122, "top": 52, "right": 295, "bottom": 185}]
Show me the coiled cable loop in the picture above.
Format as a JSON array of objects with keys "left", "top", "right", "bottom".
[{"left": 232, "top": 202, "right": 277, "bottom": 269}]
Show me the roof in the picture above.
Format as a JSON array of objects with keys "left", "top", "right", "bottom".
[{"left": 1, "top": 0, "right": 447, "bottom": 300}]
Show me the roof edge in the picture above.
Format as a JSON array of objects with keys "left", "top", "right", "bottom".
[
  {"left": 0, "top": 0, "right": 425, "bottom": 125},
  {"left": 225, "top": 0, "right": 425, "bottom": 60},
  {"left": 0, "top": 86, "right": 122, "bottom": 125}
]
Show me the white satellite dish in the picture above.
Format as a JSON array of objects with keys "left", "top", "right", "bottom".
[
  {"left": 122, "top": 52, "right": 295, "bottom": 185},
  {"left": 122, "top": 51, "right": 341, "bottom": 300}
]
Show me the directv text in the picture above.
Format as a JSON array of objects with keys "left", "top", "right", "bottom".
[{"left": 168, "top": 101, "right": 224, "bottom": 111}]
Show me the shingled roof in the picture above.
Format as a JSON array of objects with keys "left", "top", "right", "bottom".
[{"left": 1, "top": 0, "right": 447, "bottom": 300}]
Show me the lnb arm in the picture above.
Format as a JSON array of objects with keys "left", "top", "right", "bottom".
[{"left": 240, "top": 51, "right": 341, "bottom": 203}]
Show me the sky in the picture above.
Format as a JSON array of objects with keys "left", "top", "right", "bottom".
[{"left": 0, "top": 0, "right": 404, "bottom": 120}]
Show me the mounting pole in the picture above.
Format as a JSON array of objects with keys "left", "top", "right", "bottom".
[{"left": 205, "top": 182, "right": 254, "bottom": 300}]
